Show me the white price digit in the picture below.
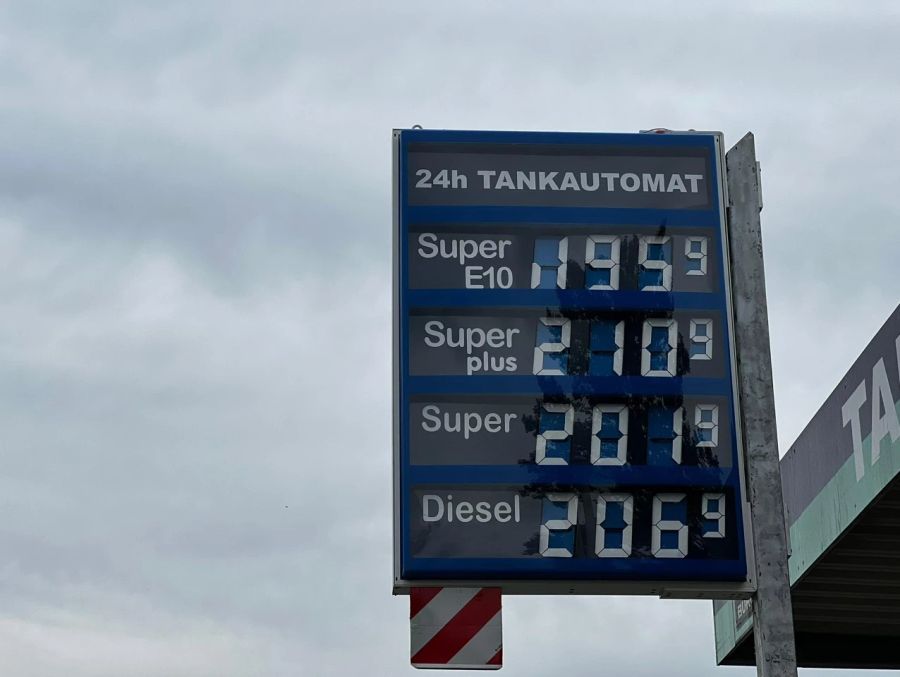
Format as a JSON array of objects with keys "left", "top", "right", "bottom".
[
  {"left": 585, "top": 235, "right": 621, "bottom": 290},
  {"left": 651, "top": 493, "right": 688, "bottom": 558},
  {"left": 591, "top": 405, "right": 628, "bottom": 466},
  {"left": 589, "top": 320, "right": 624, "bottom": 376},
  {"left": 540, "top": 493, "right": 577, "bottom": 558},
  {"left": 702, "top": 493, "right": 726, "bottom": 538},
  {"left": 641, "top": 319, "right": 677, "bottom": 377},
  {"left": 647, "top": 406, "right": 684, "bottom": 465},
  {"left": 685, "top": 237, "right": 708, "bottom": 276},
  {"left": 536, "top": 403, "right": 574, "bottom": 465},
  {"left": 638, "top": 235, "right": 672, "bottom": 291},
  {"left": 595, "top": 493, "right": 633, "bottom": 558},
  {"left": 695, "top": 404, "right": 719, "bottom": 447},
  {"left": 533, "top": 317, "right": 571, "bottom": 375},
  {"left": 531, "top": 237, "right": 568, "bottom": 289},
  {"left": 689, "top": 319, "right": 713, "bottom": 361}
]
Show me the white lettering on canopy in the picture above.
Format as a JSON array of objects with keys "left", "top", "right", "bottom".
[{"left": 841, "top": 334, "right": 900, "bottom": 481}]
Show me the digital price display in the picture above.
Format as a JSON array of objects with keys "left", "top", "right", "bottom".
[{"left": 392, "top": 129, "right": 753, "bottom": 596}]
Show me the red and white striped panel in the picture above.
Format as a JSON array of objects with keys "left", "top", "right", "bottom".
[{"left": 410, "top": 587, "right": 502, "bottom": 670}]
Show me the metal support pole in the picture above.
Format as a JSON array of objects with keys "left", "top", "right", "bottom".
[{"left": 725, "top": 133, "right": 798, "bottom": 677}]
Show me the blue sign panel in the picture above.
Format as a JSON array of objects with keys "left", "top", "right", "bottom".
[{"left": 393, "top": 129, "right": 752, "bottom": 595}]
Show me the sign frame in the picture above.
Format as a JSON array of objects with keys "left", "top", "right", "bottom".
[{"left": 392, "top": 128, "right": 757, "bottom": 598}]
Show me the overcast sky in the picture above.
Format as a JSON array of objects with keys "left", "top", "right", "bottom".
[{"left": 0, "top": 1, "right": 898, "bottom": 676}]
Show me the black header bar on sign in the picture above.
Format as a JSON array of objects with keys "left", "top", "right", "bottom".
[{"left": 407, "top": 143, "right": 712, "bottom": 210}]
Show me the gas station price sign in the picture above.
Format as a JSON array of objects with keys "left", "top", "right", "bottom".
[{"left": 392, "top": 129, "right": 753, "bottom": 596}]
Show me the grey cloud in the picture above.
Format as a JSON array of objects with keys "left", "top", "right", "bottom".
[{"left": 0, "top": 1, "right": 898, "bottom": 675}]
